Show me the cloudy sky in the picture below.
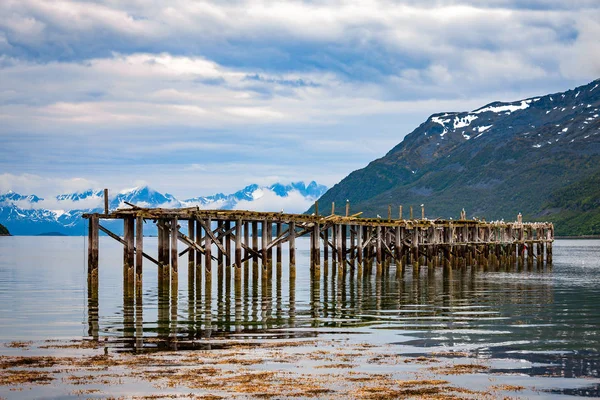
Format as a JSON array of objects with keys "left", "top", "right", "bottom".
[{"left": 1, "top": 0, "right": 599, "bottom": 199}]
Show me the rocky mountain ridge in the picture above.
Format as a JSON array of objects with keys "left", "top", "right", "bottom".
[{"left": 312, "top": 79, "right": 600, "bottom": 235}]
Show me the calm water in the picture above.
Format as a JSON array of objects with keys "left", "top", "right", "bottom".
[{"left": 1, "top": 237, "right": 599, "bottom": 396}]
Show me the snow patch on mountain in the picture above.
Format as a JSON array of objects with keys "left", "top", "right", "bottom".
[{"left": 474, "top": 100, "right": 529, "bottom": 114}]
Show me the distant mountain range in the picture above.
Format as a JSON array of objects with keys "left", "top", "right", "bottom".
[
  {"left": 0, "top": 181, "right": 327, "bottom": 235},
  {"left": 311, "top": 79, "right": 600, "bottom": 236}
]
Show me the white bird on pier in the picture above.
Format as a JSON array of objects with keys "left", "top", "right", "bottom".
[{"left": 377, "top": 214, "right": 381, "bottom": 219}]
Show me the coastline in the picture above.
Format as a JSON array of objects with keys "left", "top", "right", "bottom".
[{"left": 0, "top": 337, "right": 579, "bottom": 399}]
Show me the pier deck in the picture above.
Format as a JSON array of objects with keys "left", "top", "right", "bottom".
[{"left": 83, "top": 198, "right": 554, "bottom": 294}]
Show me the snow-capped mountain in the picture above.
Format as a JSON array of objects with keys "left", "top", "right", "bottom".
[{"left": 0, "top": 181, "right": 327, "bottom": 235}]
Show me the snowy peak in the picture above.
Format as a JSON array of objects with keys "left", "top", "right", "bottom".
[
  {"left": 56, "top": 189, "right": 103, "bottom": 202},
  {"left": 110, "top": 186, "right": 182, "bottom": 209},
  {"left": 0, "top": 191, "right": 43, "bottom": 204},
  {"left": 421, "top": 79, "right": 600, "bottom": 148}
]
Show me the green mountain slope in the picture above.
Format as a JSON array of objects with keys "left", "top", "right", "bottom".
[
  {"left": 312, "top": 79, "right": 600, "bottom": 236},
  {"left": 0, "top": 223, "right": 10, "bottom": 236}
]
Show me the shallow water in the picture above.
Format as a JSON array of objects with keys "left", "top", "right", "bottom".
[{"left": 0, "top": 237, "right": 599, "bottom": 397}]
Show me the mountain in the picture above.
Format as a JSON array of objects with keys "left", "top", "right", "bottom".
[
  {"left": 0, "top": 223, "right": 9, "bottom": 236},
  {"left": 0, "top": 181, "right": 327, "bottom": 235},
  {"left": 311, "top": 79, "right": 600, "bottom": 236}
]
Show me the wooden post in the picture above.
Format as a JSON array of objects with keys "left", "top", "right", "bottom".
[
  {"left": 124, "top": 216, "right": 134, "bottom": 278},
  {"left": 395, "top": 225, "right": 402, "bottom": 275},
  {"left": 195, "top": 218, "right": 202, "bottom": 275},
  {"left": 331, "top": 202, "right": 335, "bottom": 215},
  {"left": 88, "top": 214, "right": 99, "bottom": 283},
  {"left": 345, "top": 201, "right": 350, "bottom": 217},
  {"left": 332, "top": 223, "right": 337, "bottom": 264},
  {"left": 123, "top": 217, "right": 134, "bottom": 298},
  {"left": 336, "top": 224, "right": 343, "bottom": 265},
  {"left": 412, "top": 227, "right": 419, "bottom": 273},
  {"left": 262, "top": 220, "right": 268, "bottom": 270},
  {"left": 376, "top": 225, "right": 382, "bottom": 274},
  {"left": 323, "top": 226, "right": 329, "bottom": 263},
  {"left": 170, "top": 218, "right": 178, "bottom": 287},
  {"left": 243, "top": 221, "right": 249, "bottom": 264},
  {"left": 421, "top": 205, "right": 425, "bottom": 220},
  {"left": 289, "top": 221, "right": 296, "bottom": 271},
  {"left": 235, "top": 219, "right": 242, "bottom": 269},
  {"left": 546, "top": 224, "right": 553, "bottom": 265},
  {"left": 252, "top": 221, "right": 258, "bottom": 263},
  {"left": 388, "top": 205, "right": 392, "bottom": 221},
  {"left": 315, "top": 201, "right": 319, "bottom": 216},
  {"left": 103, "top": 189, "right": 109, "bottom": 215},
  {"left": 266, "top": 220, "right": 273, "bottom": 268},
  {"left": 357, "top": 224, "right": 363, "bottom": 276},
  {"left": 341, "top": 224, "right": 347, "bottom": 263},
  {"left": 204, "top": 217, "right": 212, "bottom": 272},
  {"left": 350, "top": 225, "right": 356, "bottom": 269},
  {"left": 313, "top": 222, "right": 320, "bottom": 270},
  {"left": 135, "top": 216, "right": 143, "bottom": 289},
  {"left": 276, "top": 222, "right": 282, "bottom": 265},
  {"left": 161, "top": 219, "right": 170, "bottom": 284},
  {"left": 217, "top": 220, "right": 224, "bottom": 267},
  {"left": 399, "top": 205, "right": 403, "bottom": 220},
  {"left": 225, "top": 220, "right": 232, "bottom": 266},
  {"left": 188, "top": 219, "right": 195, "bottom": 272},
  {"left": 409, "top": 206, "right": 413, "bottom": 220}
]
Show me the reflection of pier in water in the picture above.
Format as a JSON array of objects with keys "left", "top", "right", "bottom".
[{"left": 88, "top": 261, "right": 555, "bottom": 349}]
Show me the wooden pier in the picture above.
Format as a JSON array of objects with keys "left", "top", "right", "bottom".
[{"left": 83, "top": 197, "right": 554, "bottom": 297}]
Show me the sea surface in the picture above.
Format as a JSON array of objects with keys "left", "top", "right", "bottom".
[{"left": 0, "top": 237, "right": 599, "bottom": 397}]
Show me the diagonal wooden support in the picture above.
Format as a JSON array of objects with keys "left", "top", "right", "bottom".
[
  {"left": 226, "top": 233, "right": 263, "bottom": 259},
  {"left": 98, "top": 224, "right": 159, "bottom": 265},
  {"left": 266, "top": 227, "right": 290, "bottom": 251},
  {"left": 176, "top": 230, "right": 218, "bottom": 261},
  {"left": 196, "top": 217, "right": 227, "bottom": 255}
]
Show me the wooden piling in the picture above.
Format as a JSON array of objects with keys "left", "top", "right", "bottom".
[
  {"left": 124, "top": 217, "right": 134, "bottom": 283},
  {"left": 262, "top": 220, "right": 268, "bottom": 270},
  {"left": 195, "top": 219, "right": 202, "bottom": 276},
  {"left": 225, "top": 220, "right": 232, "bottom": 266},
  {"left": 252, "top": 221, "right": 258, "bottom": 263},
  {"left": 135, "top": 216, "right": 143, "bottom": 289},
  {"left": 235, "top": 219, "right": 242, "bottom": 269},
  {"left": 276, "top": 222, "right": 282, "bottom": 266},
  {"left": 323, "top": 226, "right": 329, "bottom": 264},
  {"left": 103, "top": 189, "right": 109, "bottom": 215},
  {"left": 289, "top": 221, "right": 296, "bottom": 271},
  {"left": 170, "top": 218, "right": 178, "bottom": 288},
  {"left": 376, "top": 226, "right": 382, "bottom": 274},
  {"left": 313, "top": 222, "right": 320, "bottom": 272},
  {"left": 87, "top": 214, "right": 99, "bottom": 284},
  {"left": 204, "top": 217, "right": 212, "bottom": 272}
]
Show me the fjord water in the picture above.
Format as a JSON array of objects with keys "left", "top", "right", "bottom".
[{"left": 0, "top": 237, "right": 599, "bottom": 396}]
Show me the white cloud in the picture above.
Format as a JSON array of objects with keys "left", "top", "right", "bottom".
[
  {"left": 234, "top": 189, "right": 317, "bottom": 214},
  {"left": 0, "top": 1, "right": 599, "bottom": 200},
  {"left": 0, "top": 173, "right": 98, "bottom": 199}
]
